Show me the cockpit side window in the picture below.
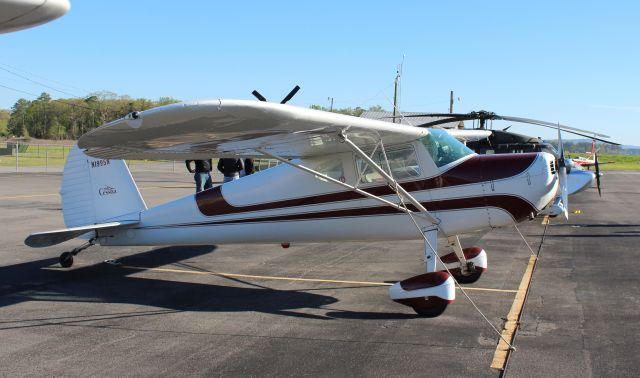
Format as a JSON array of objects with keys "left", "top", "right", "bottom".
[
  {"left": 421, "top": 129, "right": 475, "bottom": 168},
  {"left": 356, "top": 145, "right": 420, "bottom": 184}
]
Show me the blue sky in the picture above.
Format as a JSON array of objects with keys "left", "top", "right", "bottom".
[{"left": 1, "top": 1, "right": 638, "bottom": 145}]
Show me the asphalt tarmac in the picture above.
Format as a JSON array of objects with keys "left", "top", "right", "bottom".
[{"left": 0, "top": 171, "right": 638, "bottom": 377}]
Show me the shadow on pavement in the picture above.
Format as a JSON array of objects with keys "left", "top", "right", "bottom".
[{"left": 0, "top": 245, "right": 337, "bottom": 320}]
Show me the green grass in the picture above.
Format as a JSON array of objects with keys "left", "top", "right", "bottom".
[
  {"left": 0, "top": 144, "right": 171, "bottom": 167},
  {"left": 0, "top": 155, "right": 67, "bottom": 167},
  {"left": 0, "top": 144, "right": 73, "bottom": 167}
]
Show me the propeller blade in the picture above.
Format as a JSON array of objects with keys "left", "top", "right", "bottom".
[
  {"left": 252, "top": 90, "right": 267, "bottom": 102},
  {"left": 280, "top": 85, "right": 301, "bottom": 104},
  {"left": 557, "top": 123, "right": 569, "bottom": 219},
  {"left": 594, "top": 152, "right": 602, "bottom": 197}
]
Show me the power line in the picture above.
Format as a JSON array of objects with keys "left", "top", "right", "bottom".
[
  {"left": 0, "top": 61, "right": 91, "bottom": 94},
  {"left": 0, "top": 82, "right": 100, "bottom": 111},
  {"left": 0, "top": 65, "right": 84, "bottom": 99}
]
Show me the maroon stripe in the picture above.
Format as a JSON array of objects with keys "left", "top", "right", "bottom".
[
  {"left": 400, "top": 272, "right": 451, "bottom": 291},
  {"left": 194, "top": 194, "right": 535, "bottom": 226},
  {"left": 196, "top": 153, "right": 538, "bottom": 217}
]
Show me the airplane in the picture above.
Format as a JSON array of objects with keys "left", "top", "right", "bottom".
[
  {"left": 571, "top": 140, "right": 614, "bottom": 171},
  {"left": 0, "top": 0, "right": 70, "bottom": 34},
  {"left": 26, "top": 98, "right": 574, "bottom": 317}
]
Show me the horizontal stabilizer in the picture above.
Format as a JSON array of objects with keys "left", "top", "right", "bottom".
[{"left": 25, "top": 221, "right": 138, "bottom": 248}]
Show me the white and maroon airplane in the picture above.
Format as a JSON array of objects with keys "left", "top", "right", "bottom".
[
  {"left": 0, "top": 0, "right": 70, "bottom": 34},
  {"left": 572, "top": 141, "right": 613, "bottom": 170},
  {"left": 26, "top": 99, "right": 566, "bottom": 317}
]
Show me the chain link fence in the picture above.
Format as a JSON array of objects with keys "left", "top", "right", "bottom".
[{"left": 0, "top": 142, "right": 280, "bottom": 177}]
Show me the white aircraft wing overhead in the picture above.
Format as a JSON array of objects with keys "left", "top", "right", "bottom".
[
  {"left": 0, "top": 0, "right": 70, "bottom": 34},
  {"left": 78, "top": 99, "right": 429, "bottom": 160}
]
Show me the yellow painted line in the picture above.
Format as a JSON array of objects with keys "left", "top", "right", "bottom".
[
  {"left": 117, "top": 264, "right": 517, "bottom": 293},
  {"left": 491, "top": 255, "right": 538, "bottom": 370},
  {"left": 0, "top": 193, "right": 57, "bottom": 200},
  {"left": 138, "top": 185, "right": 192, "bottom": 190},
  {"left": 460, "top": 287, "right": 517, "bottom": 293},
  {"left": 121, "top": 265, "right": 393, "bottom": 286},
  {"left": 541, "top": 215, "right": 550, "bottom": 225},
  {"left": 0, "top": 185, "right": 190, "bottom": 200}
]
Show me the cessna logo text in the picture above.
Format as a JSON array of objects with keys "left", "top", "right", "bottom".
[
  {"left": 98, "top": 185, "right": 117, "bottom": 196},
  {"left": 91, "top": 159, "right": 110, "bottom": 168}
]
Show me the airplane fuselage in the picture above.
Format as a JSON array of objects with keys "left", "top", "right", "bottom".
[{"left": 98, "top": 140, "right": 558, "bottom": 247}]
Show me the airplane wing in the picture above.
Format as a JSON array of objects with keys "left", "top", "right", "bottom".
[
  {"left": 79, "top": 100, "right": 428, "bottom": 160},
  {"left": 0, "top": 0, "right": 70, "bottom": 34}
]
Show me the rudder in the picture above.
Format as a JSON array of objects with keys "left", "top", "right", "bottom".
[{"left": 61, "top": 146, "right": 147, "bottom": 227}]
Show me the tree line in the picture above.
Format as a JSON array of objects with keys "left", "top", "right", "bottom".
[
  {"left": 2, "top": 91, "right": 179, "bottom": 140},
  {"left": 1, "top": 92, "right": 388, "bottom": 140},
  {"left": 5, "top": 94, "right": 632, "bottom": 154}
]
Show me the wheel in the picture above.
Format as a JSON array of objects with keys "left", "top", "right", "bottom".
[
  {"left": 411, "top": 297, "right": 450, "bottom": 318},
  {"left": 452, "top": 270, "right": 482, "bottom": 284},
  {"left": 59, "top": 252, "right": 74, "bottom": 268}
]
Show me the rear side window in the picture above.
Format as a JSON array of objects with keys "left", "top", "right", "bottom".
[
  {"left": 356, "top": 145, "right": 420, "bottom": 184},
  {"left": 314, "top": 158, "right": 345, "bottom": 182}
]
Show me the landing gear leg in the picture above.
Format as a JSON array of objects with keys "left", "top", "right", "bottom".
[
  {"left": 59, "top": 238, "right": 96, "bottom": 268},
  {"left": 423, "top": 227, "right": 438, "bottom": 273},
  {"left": 392, "top": 227, "right": 453, "bottom": 317},
  {"left": 441, "top": 235, "right": 487, "bottom": 284}
]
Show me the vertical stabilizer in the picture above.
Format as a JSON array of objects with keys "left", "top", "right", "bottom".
[{"left": 61, "top": 146, "right": 147, "bottom": 227}]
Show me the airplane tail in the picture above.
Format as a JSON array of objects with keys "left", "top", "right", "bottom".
[
  {"left": 25, "top": 146, "right": 146, "bottom": 248},
  {"left": 61, "top": 145, "right": 147, "bottom": 227}
]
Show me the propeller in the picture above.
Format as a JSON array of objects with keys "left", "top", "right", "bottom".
[
  {"left": 388, "top": 111, "right": 620, "bottom": 145},
  {"left": 594, "top": 150, "right": 602, "bottom": 197},
  {"left": 251, "top": 85, "right": 301, "bottom": 104},
  {"left": 556, "top": 123, "right": 569, "bottom": 219},
  {"left": 280, "top": 85, "right": 300, "bottom": 104},
  {"left": 251, "top": 90, "right": 267, "bottom": 102}
]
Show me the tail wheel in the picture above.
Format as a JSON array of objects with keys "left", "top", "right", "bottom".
[{"left": 59, "top": 252, "right": 74, "bottom": 268}]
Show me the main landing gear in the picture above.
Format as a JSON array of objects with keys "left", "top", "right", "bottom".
[
  {"left": 441, "top": 236, "right": 487, "bottom": 284},
  {"left": 59, "top": 238, "right": 96, "bottom": 268},
  {"left": 389, "top": 231, "right": 488, "bottom": 317}
]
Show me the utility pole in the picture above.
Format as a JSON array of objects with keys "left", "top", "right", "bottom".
[
  {"left": 449, "top": 91, "right": 454, "bottom": 114},
  {"left": 328, "top": 97, "right": 334, "bottom": 112},
  {"left": 392, "top": 61, "right": 403, "bottom": 124}
]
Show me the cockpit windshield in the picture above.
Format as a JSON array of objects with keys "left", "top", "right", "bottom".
[{"left": 421, "top": 129, "right": 475, "bottom": 168}]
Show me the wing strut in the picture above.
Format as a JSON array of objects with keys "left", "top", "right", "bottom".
[
  {"left": 337, "top": 132, "right": 440, "bottom": 226},
  {"left": 254, "top": 149, "right": 432, "bottom": 220}
]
